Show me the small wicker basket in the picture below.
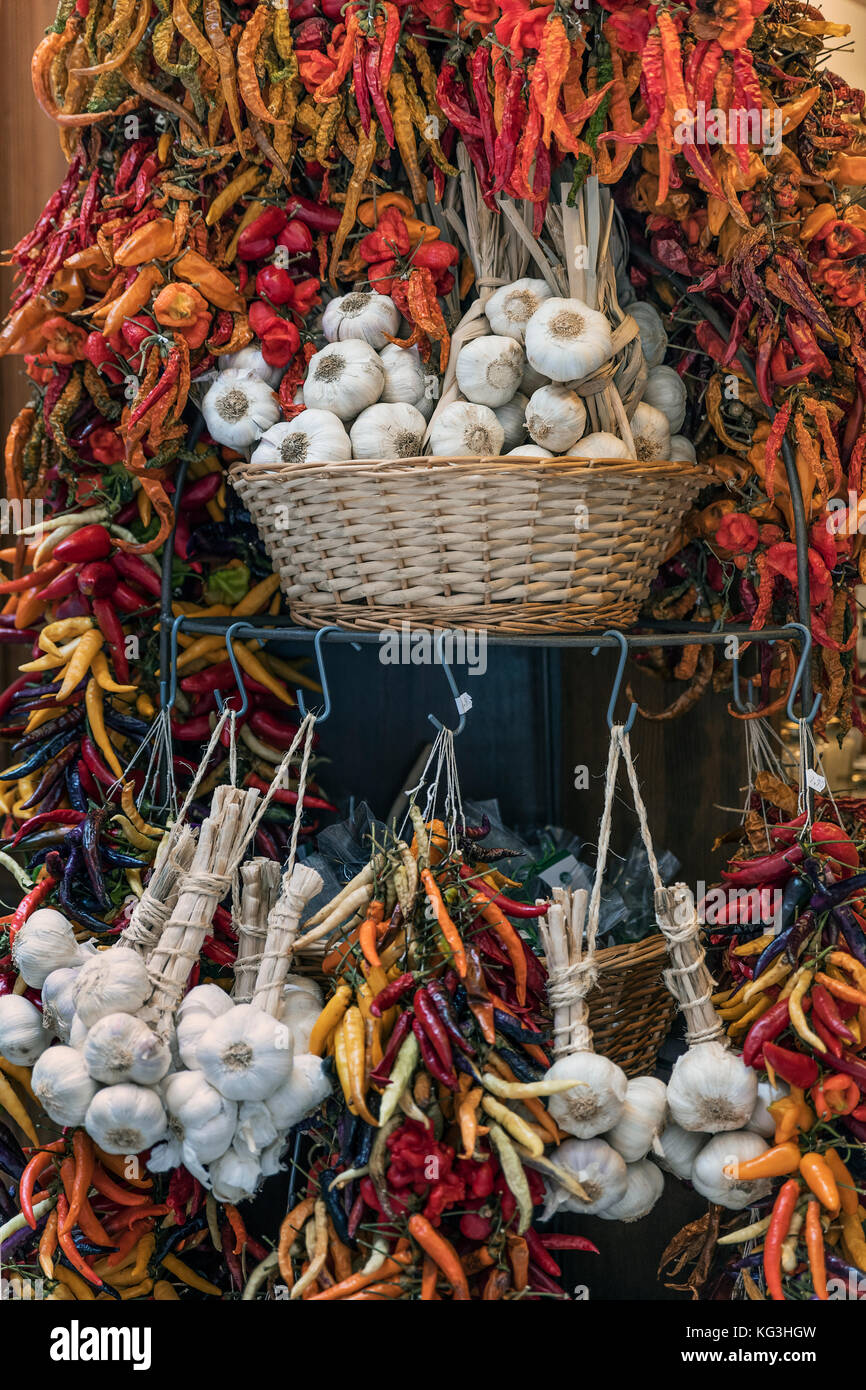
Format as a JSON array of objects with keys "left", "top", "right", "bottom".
[
  {"left": 230, "top": 451, "right": 708, "bottom": 635},
  {"left": 587, "top": 934, "right": 677, "bottom": 1077}
]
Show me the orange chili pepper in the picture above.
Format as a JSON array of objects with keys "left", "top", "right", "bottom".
[
  {"left": 55, "top": 1194, "right": 104, "bottom": 1290},
  {"left": 469, "top": 890, "right": 528, "bottom": 1006},
  {"left": 173, "top": 250, "right": 245, "bottom": 312},
  {"left": 309, "top": 1249, "right": 412, "bottom": 1300},
  {"left": 421, "top": 869, "right": 467, "bottom": 978},
  {"left": 800, "top": 1152, "right": 840, "bottom": 1212},
  {"left": 102, "top": 265, "right": 164, "bottom": 340},
  {"left": 805, "top": 1201, "right": 828, "bottom": 1300},
  {"left": 815, "top": 971, "right": 866, "bottom": 1007},
  {"left": 114, "top": 218, "right": 176, "bottom": 266},
  {"left": 420, "top": 1254, "right": 439, "bottom": 1300},
  {"left": 408, "top": 1215, "right": 470, "bottom": 1300},
  {"left": 506, "top": 1233, "right": 530, "bottom": 1292},
  {"left": 823, "top": 1149, "right": 860, "bottom": 1216},
  {"left": 358, "top": 899, "right": 385, "bottom": 968},
  {"left": 38, "top": 1208, "right": 58, "bottom": 1279},
  {"left": 225, "top": 1203, "right": 248, "bottom": 1255}
]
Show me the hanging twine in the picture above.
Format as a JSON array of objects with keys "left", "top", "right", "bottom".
[{"left": 119, "top": 826, "right": 196, "bottom": 958}]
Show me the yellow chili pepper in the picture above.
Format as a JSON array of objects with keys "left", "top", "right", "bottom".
[
  {"left": 728, "top": 993, "right": 772, "bottom": 1039},
  {"left": 739, "top": 956, "right": 791, "bottom": 1008},
  {"left": 235, "top": 643, "right": 295, "bottom": 706},
  {"left": 481, "top": 1095, "right": 544, "bottom": 1157},
  {"left": 153, "top": 1279, "right": 180, "bottom": 1299},
  {"left": 206, "top": 165, "right": 264, "bottom": 226},
  {"left": 90, "top": 648, "right": 136, "bottom": 694},
  {"left": 258, "top": 649, "right": 321, "bottom": 695},
  {"left": 789, "top": 968, "right": 827, "bottom": 1054},
  {"left": 157, "top": 130, "right": 172, "bottom": 162},
  {"left": 333, "top": 1016, "right": 358, "bottom": 1115},
  {"left": 828, "top": 951, "right": 866, "bottom": 995},
  {"left": 54, "top": 1264, "right": 95, "bottom": 1300},
  {"left": 23, "top": 707, "right": 62, "bottom": 735},
  {"left": 841, "top": 1212, "right": 866, "bottom": 1272},
  {"left": 0, "top": 1071, "right": 37, "bottom": 1143},
  {"left": 174, "top": 635, "right": 228, "bottom": 670},
  {"left": 342, "top": 1006, "right": 379, "bottom": 1126},
  {"left": 85, "top": 678, "right": 124, "bottom": 779},
  {"left": 136, "top": 692, "right": 155, "bottom": 719},
  {"left": 733, "top": 933, "right": 776, "bottom": 957},
  {"left": 230, "top": 572, "right": 282, "bottom": 617},
  {"left": 0, "top": 1055, "right": 36, "bottom": 1101},
  {"left": 121, "top": 781, "right": 162, "bottom": 838},
  {"left": 110, "top": 814, "right": 161, "bottom": 854},
  {"left": 160, "top": 1253, "right": 222, "bottom": 1296},
  {"left": 308, "top": 983, "right": 352, "bottom": 1056},
  {"left": 57, "top": 630, "right": 103, "bottom": 702},
  {"left": 18, "top": 650, "right": 65, "bottom": 673},
  {"left": 39, "top": 615, "right": 93, "bottom": 655},
  {"left": 119, "top": 1278, "right": 154, "bottom": 1299}
]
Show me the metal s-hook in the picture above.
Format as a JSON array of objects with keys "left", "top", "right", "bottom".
[
  {"left": 784, "top": 622, "right": 822, "bottom": 725},
  {"left": 296, "top": 625, "right": 361, "bottom": 724},
  {"left": 214, "top": 621, "right": 251, "bottom": 720},
  {"left": 591, "top": 629, "right": 638, "bottom": 732},
  {"left": 428, "top": 629, "right": 469, "bottom": 736}
]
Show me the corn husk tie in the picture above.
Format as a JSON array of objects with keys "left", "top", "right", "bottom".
[
  {"left": 655, "top": 884, "right": 724, "bottom": 1046},
  {"left": 232, "top": 858, "right": 281, "bottom": 1003},
  {"left": 118, "top": 826, "right": 197, "bottom": 957}
]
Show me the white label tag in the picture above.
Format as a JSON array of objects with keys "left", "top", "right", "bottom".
[
  {"left": 805, "top": 768, "right": 826, "bottom": 792},
  {"left": 455, "top": 692, "right": 472, "bottom": 715},
  {"left": 538, "top": 854, "right": 580, "bottom": 889}
]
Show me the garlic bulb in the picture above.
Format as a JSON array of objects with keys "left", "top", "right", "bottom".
[
  {"left": 303, "top": 341, "right": 385, "bottom": 420},
  {"left": 266, "top": 1053, "right": 331, "bottom": 1131},
  {"left": 209, "top": 1143, "right": 262, "bottom": 1204},
  {"left": 521, "top": 359, "right": 547, "bottom": 396},
  {"left": 525, "top": 297, "right": 613, "bottom": 383},
  {"left": 73, "top": 948, "right": 151, "bottom": 1028},
  {"left": 350, "top": 402, "right": 427, "bottom": 459},
  {"left": 485, "top": 279, "right": 554, "bottom": 344},
  {"left": 84, "top": 1012, "right": 170, "bottom": 1086},
  {"left": 12, "top": 909, "right": 87, "bottom": 988},
  {"left": 606, "top": 1076, "right": 668, "bottom": 1163},
  {"left": 196, "top": 1002, "right": 293, "bottom": 1101},
  {"left": 0, "top": 994, "right": 50, "bottom": 1065},
  {"left": 525, "top": 385, "right": 587, "bottom": 453},
  {"left": 667, "top": 1041, "right": 757, "bottom": 1133},
  {"left": 40, "top": 966, "right": 81, "bottom": 1042},
  {"left": 505, "top": 444, "right": 554, "bottom": 458},
  {"left": 150, "top": 1070, "right": 237, "bottom": 1167},
  {"left": 236, "top": 1100, "right": 278, "bottom": 1155},
  {"left": 630, "top": 301, "right": 668, "bottom": 368},
  {"left": 260, "top": 1137, "right": 287, "bottom": 1178},
  {"left": 428, "top": 402, "right": 504, "bottom": 458},
  {"left": 379, "top": 343, "right": 435, "bottom": 420},
  {"left": 630, "top": 402, "right": 672, "bottom": 463},
  {"left": 641, "top": 365, "right": 686, "bottom": 433},
  {"left": 323, "top": 292, "right": 400, "bottom": 350},
  {"left": 250, "top": 410, "right": 351, "bottom": 466},
  {"left": 279, "top": 977, "right": 323, "bottom": 1054},
  {"left": 456, "top": 336, "right": 525, "bottom": 408},
  {"left": 85, "top": 1082, "right": 167, "bottom": 1155},
  {"left": 492, "top": 393, "right": 528, "bottom": 452},
  {"left": 546, "top": 1136, "right": 628, "bottom": 1216},
  {"left": 747, "top": 1078, "right": 789, "bottom": 1141},
  {"left": 669, "top": 435, "right": 697, "bottom": 463},
  {"left": 546, "top": 1052, "right": 628, "bottom": 1138},
  {"left": 598, "top": 1159, "right": 665, "bottom": 1222},
  {"left": 31, "top": 1045, "right": 98, "bottom": 1127},
  {"left": 201, "top": 370, "right": 281, "bottom": 448},
  {"left": 570, "top": 431, "right": 630, "bottom": 460},
  {"left": 691, "top": 1131, "right": 771, "bottom": 1209},
  {"left": 178, "top": 983, "right": 234, "bottom": 1023},
  {"left": 219, "top": 345, "right": 283, "bottom": 389},
  {"left": 68, "top": 1012, "right": 87, "bottom": 1049},
  {"left": 654, "top": 1122, "right": 707, "bottom": 1180},
  {"left": 176, "top": 1010, "right": 212, "bottom": 1070}
]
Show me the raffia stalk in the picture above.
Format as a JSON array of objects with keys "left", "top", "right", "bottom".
[
  {"left": 655, "top": 884, "right": 723, "bottom": 1045},
  {"left": 252, "top": 862, "right": 325, "bottom": 1018},
  {"left": 119, "top": 826, "right": 197, "bottom": 957},
  {"left": 233, "top": 858, "right": 281, "bottom": 1003}
]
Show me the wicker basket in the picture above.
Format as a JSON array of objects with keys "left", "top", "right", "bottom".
[
  {"left": 587, "top": 934, "right": 677, "bottom": 1077},
  {"left": 230, "top": 452, "right": 709, "bottom": 635}
]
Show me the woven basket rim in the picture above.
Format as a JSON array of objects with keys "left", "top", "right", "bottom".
[{"left": 231, "top": 454, "right": 711, "bottom": 484}]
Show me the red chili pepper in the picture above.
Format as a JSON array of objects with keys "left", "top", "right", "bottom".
[
  {"left": 113, "top": 581, "right": 153, "bottom": 614},
  {"left": 743, "top": 997, "right": 790, "bottom": 1068},
  {"left": 244, "top": 771, "right": 335, "bottom": 811},
  {"left": 368, "top": 1010, "right": 413, "bottom": 1086},
  {"left": 763, "top": 1039, "right": 819, "bottom": 1088},
  {"left": 812, "top": 1012, "right": 844, "bottom": 1057},
  {"left": 277, "top": 220, "right": 314, "bottom": 254},
  {"left": 54, "top": 525, "right": 112, "bottom": 564},
  {"left": 414, "top": 987, "right": 453, "bottom": 1071},
  {"left": 457, "top": 865, "right": 549, "bottom": 918},
  {"left": 9, "top": 876, "right": 58, "bottom": 944},
  {"left": 764, "top": 1178, "right": 800, "bottom": 1301},
  {"left": 91, "top": 598, "right": 130, "bottom": 685},
  {"left": 111, "top": 552, "right": 162, "bottom": 599},
  {"left": 260, "top": 319, "right": 300, "bottom": 368},
  {"left": 80, "top": 735, "right": 119, "bottom": 789},
  {"left": 7, "top": 810, "right": 86, "bottom": 850},
  {"left": 36, "top": 566, "right": 79, "bottom": 604},
  {"left": 537, "top": 1233, "right": 600, "bottom": 1254},
  {"left": 721, "top": 845, "right": 804, "bottom": 887},
  {"left": 247, "top": 709, "right": 303, "bottom": 748},
  {"left": 0, "top": 559, "right": 65, "bottom": 596},
  {"left": 412, "top": 1017, "right": 458, "bottom": 1090},
  {"left": 370, "top": 972, "right": 414, "bottom": 1017},
  {"left": 19, "top": 1141, "right": 65, "bottom": 1227},
  {"left": 282, "top": 195, "right": 342, "bottom": 233},
  {"left": 183, "top": 472, "right": 223, "bottom": 508},
  {"left": 77, "top": 562, "right": 117, "bottom": 600},
  {"left": 812, "top": 983, "right": 856, "bottom": 1044},
  {"left": 202, "top": 936, "right": 236, "bottom": 967}
]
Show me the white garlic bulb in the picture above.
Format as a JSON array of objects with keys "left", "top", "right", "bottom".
[
  {"left": 598, "top": 1158, "right": 664, "bottom": 1222},
  {"left": 379, "top": 343, "right": 436, "bottom": 420},
  {"left": 250, "top": 410, "right": 351, "bottom": 466},
  {"left": 630, "top": 301, "right": 668, "bottom": 368},
  {"left": 68, "top": 1012, "right": 88, "bottom": 1049},
  {"left": 259, "top": 1137, "right": 287, "bottom": 1178},
  {"left": 266, "top": 1053, "right": 331, "bottom": 1132},
  {"left": 456, "top": 336, "right": 525, "bottom": 408},
  {"left": 279, "top": 978, "right": 323, "bottom": 1054},
  {"left": 521, "top": 359, "right": 547, "bottom": 396},
  {"left": 12, "top": 909, "right": 88, "bottom": 988},
  {"left": 73, "top": 948, "right": 151, "bottom": 1028},
  {"left": 667, "top": 1041, "right": 757, "bottom": 1133},
  {"left": 654, "top": 1122, "right": 708, "bottom": 1180},
  {"left": 669, "top": 435, "right": 697, "bottom": 463},
  {"left": 40, "top": 966, "right": 81, "bottom": 1043},
  {"left": 350, "top": 402, "right": 427, "bottom": 459},
  {"left": 84, "top": 1012, "right": 170, "bottom": 1086},
  {"left": 236, "top": 1100, "right": 278, "bottom": 1156},
  {"left": 641, "top": 365, "right": 686, "bottom": 433},
  {"left": 691, "top": 1131, "right": 771, "bottom": 1209},
  {"left": 85, "top": 1082, "right": 167, "bottom": 1155},
  {"left": 746, "top": 1078, "right": 789, "bottom": 1141},
  {"left": 570, "top": 431, "right": 630, "bottom": 460},
  {"left": 504, "top": 444, "right": 554, "bottom": 458},
  {"left": 428, "top": 402, "right": 504, "bottom": 458},
  {"left": 606, "top": 1076, "right": 668, "bottom": 1163},
  {"left": 201, "top": 370, "right": 281, "bottom": 448},
  {"left": 31, "top": 1045, "right": 98, "bottom": 1127},
  {"left": 219, "top": 345, "right": 283, "bottom": 389},
  {"left": 546, "top": 1051, "right": 628, "bottom": 1138},
  {"left": 178, "top": 983, "right": 234, "bottom": 1024},
  {"left": 525, "top": 385, "right": 587, "bottom": 453},
  {"left": 525, "top": 297, "right": 613, "bottom": 383},
  {"left": 303, "top": 341, "right": 385, "bottom": 420},
  {"left": 196, "top": 1002, "right": 293, "bottom": 1101},
  {"left": 323, "top": 292, "right": 400, "bottom": 350},
  {"left": 0, "top": 994, "right": 50, "bottom": 1065},
  {"left": 151, "top": 1070, "right": 237, "bottom": 1168},
  {"left": 492, "top": 393, "right": 528, "bottom": 452},
  {"left": 208, "top": 1143, "right": 262, "bottom": 1204},
  {"left": 546, "top": 1136, "right": 628, "bottom": 1216},
  {"left": 630, "top": 401, "right": 672, "bottom": 463},
  {"left": 485, "top": 278, "right": 554, "bottom": 344}
]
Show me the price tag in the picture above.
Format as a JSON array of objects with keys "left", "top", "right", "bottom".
[
  {"left": 805, "top": 768, "right": 826, "bottom": 792},
  {"left": 455, "top": 692, "right": 472, "bottom": 715},
  {"left": 538, "top": 854, "right": 579, "bottom": 889}
]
